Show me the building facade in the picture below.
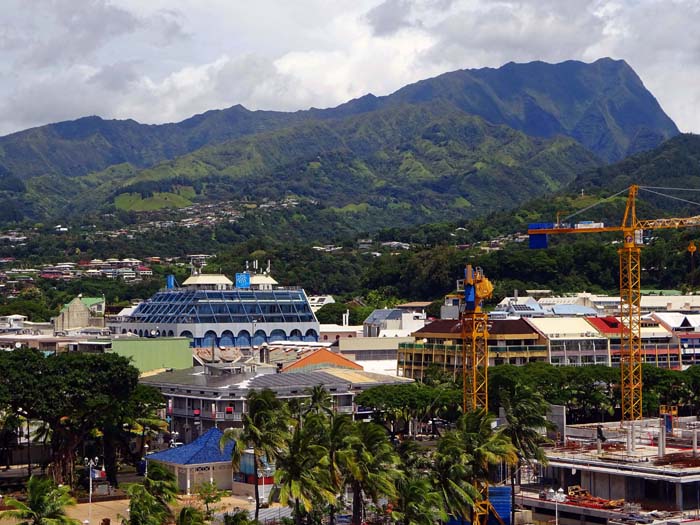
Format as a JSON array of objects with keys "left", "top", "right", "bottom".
[{"left": 109, "top": 272, "right": 320, "bottom": 347}]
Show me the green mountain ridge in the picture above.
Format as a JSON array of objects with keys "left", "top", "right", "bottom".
[
  {"left": 0, "top": 58, "right": 679, "bottom": 226},
  {"left": 431, "top": 133, "right": 700, "bottom": 244},
  {"left": 68, "top": 101, "right": 600, "bottom": 225}
]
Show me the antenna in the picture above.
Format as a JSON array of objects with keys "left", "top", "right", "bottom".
[
  {"left": 266, "top": 259, "right": 271, "bottom": 274},
  {"left": 245, "top": 260, "right": 250, "bottom": 271}
]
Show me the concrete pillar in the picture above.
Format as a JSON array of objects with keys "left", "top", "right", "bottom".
[
  {"left": 658, "top": 419, "right": 666, "bottom": 458},
  {"left": 597, "top": 439, "right": 602, "bottom": 455},
  {"left": 676, "top": 482, "right": 683, "bottom": 511},
  {"left": 630, "top": 423, "right": 636, "bottom": 452},
  {"left": 187, "top": 468, "right": 191, "bottom": 495},
  {"left": 694, "top": 430, "right": 698, "bottom": 457},
  {"left": 210, "top": 464, "right": 214, "bottom": 484}
]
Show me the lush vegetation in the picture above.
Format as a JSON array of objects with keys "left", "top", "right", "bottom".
[
  {"left": 0, "top": 476, "right": 80, "bottom": 525},
  {"left": 218, "top": 385, "right": 538, "bottom": 525},
  {"left": 0, "top": 58, "right": 678, "bottom": 226},
  {"left": 0, "top": 349, "right": 164, "bottom": 486}
]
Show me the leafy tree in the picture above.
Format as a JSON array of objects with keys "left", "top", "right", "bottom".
[
  {"left": 103, "top": 383, "right": 165, "bottom": 485},
  {"left": 0, "top": 476, "right": 80, "bottom": 525},
  {"left": 315, "top": 303, "right": 351, "bottom": 324},
  {"left": 0, "top": 350, "right": 142, "bottom": 486},
  {"left": 195, "top": 481, "right": 222, "bottom": 518}
]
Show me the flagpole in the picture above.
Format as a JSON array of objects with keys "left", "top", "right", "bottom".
[{"left": 84, "top": 457, "right": 99, "bottom": 525}]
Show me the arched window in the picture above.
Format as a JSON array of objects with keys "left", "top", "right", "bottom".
[
  {"left": 304, "top": 329, "right": 318, "bottom": 342},
  {"left": 237, "top": 330, "right": 251, "bottom": 348},
  {"left": 252, "top": 330, "right": 267, "bottom": 347},
  {"left": 289, "top": 329, "right": 302, "bottom": 341},
  {"left": 269, "top": 329, "right": 286, "bottom": 342},
  {"left": 202, "top": 330, "right": 218, "bottom": 348},
  {"left": 220, "top": 330, "right": 235, "bottom": 347},
  {"left": 179, "top": 330, "right": 194, "bottom": 339}
]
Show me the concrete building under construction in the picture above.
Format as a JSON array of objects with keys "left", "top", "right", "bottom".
[{"left": 517, "top": 415, "right": 700, "bottom": 524}]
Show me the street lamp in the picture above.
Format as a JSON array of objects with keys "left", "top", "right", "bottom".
[
  {"left": 258, "top": 465, "right": 272, "bottom": 507},
  {"left": 144, "top": 444, "right": 150, "bottom": 478},
  {"left": 548, "top": 487, "right": 566, "bottom": 525},
  {"left": 84, "top": 456, "right": 100, "bottom": 525}
]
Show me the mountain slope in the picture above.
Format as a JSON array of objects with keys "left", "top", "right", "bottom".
[
  {"left": 60, "top": 101, "right": 599, "bottom": 225},
  {"left": 379, "top": 58, "right": 678, "bottom": 162},
  {"left": 0, "top": 58, "right": 675, "bottom": 187},
  {"left": 572, "top": 133, "right": 700, "bottom": 212}
]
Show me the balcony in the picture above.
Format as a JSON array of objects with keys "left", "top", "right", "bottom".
[{"left": 398, "top": 342, "right": 548, "bottom": 357}]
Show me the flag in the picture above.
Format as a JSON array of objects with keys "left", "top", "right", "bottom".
[{"left": 91, "top": 467, "right": 106, "bottom": 480}]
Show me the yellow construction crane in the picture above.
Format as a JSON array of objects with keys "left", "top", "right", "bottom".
[
  {"left": 528, "top": 184, "right": 700, "bottom": 421},
  {"left": 460, "top": 264, "right": 494, "bottom": 412},
  {"left": 459, "top": 264, "right": 497, "bottom": 525}
]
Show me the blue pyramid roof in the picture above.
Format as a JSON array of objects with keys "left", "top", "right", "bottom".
[{"left": 147, "top": 428, "right": 236, "bottom": 466}]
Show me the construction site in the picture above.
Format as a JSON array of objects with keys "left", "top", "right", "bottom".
[
  {"left": 458, "top": 186, "right": 700, "bottom": 525},
  {"left": 511, "top": 416, "right": 700, "bottom": 525}
]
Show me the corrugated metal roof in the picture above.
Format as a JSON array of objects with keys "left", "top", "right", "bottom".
[{"left": 526, "top": 317, "right": 603, "bottom": 338}]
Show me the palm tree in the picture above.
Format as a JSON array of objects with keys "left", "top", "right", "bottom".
[
  {"left": 220, "top": 389, "right": 291, "bottom": 522},
  {"left": 432, "top": 432, "right": 480, "bottom": 523},
  {"left": 0, "top": 476, "right": 80, "bottom": 525},
  {"left": 393, "top": 475, "right": 447, "bottom": 525},
  {"left": 304, "top": 385, "right": 333, "bottom": 417},
  {"left": 304, "top": 411, "right": 353, "bottom": 525},
  {"left": 456, "top": 409, "right": 517, "bottom": 485},
  {"left": 143, "top": 462, "right": 178, "bottom": 518},
  {"left": 455, "top": 410, "right": 517, "bottom": 525},
  {"left": 176, "top": 506, "right": 205, "bottom": 525},
  {"left": 341, "top": 422, "right": 400, "bottom": 525},
  {"left": 499, "top": 382, "right": 553, "bottom": 524},
  {"left": 274, "top": 424, "right": 335, "bottom": 525}
]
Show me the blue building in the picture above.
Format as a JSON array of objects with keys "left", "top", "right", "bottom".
[{"left": 109, "top": 271, "right": 319, "bottom": 347}]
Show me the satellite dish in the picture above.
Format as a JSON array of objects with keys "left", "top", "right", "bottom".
[{"left": 151, "top": 330, "right": 157, "bottom": 336}]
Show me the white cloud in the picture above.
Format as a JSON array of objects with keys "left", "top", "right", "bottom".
[{"left": 0, "top": 0, "right": 697, "bottom": 135}]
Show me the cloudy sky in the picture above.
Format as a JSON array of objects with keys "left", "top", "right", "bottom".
[{"left": 1, "top": 0, "right": 698, "bottom": 136}]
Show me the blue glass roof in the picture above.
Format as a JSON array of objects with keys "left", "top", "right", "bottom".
[
  {"left": 146, "top": 428, "right": 235, "bottom": 465},
  {"left": 126, "top": 288, "right": 315, "bottom": 325}
]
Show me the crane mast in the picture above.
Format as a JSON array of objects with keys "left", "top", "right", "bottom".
[
  {"left": 460, "top": 264, "right": 497, "bottom": 525},
  {"left": 528, "top": 184, "right": 700, "bottom": 421},
  {"left": 461, "top": 264, "right": 493, "bottom": 412}
]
